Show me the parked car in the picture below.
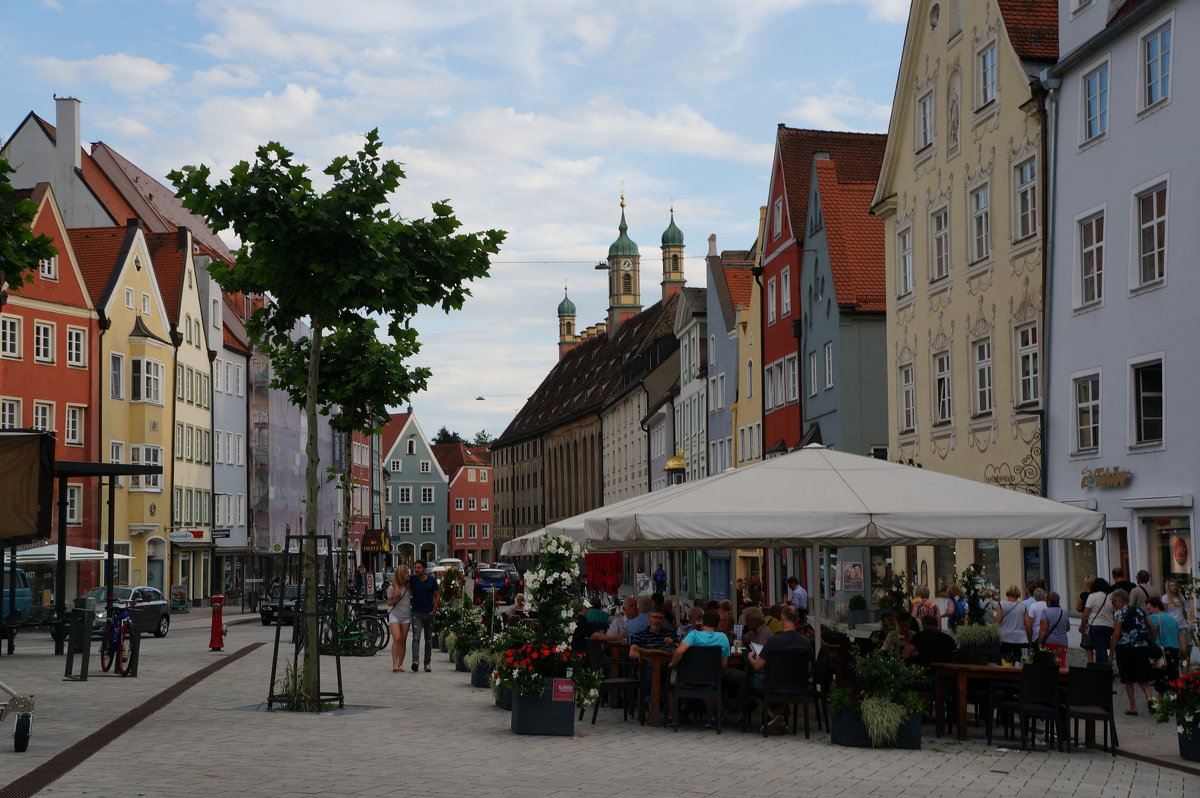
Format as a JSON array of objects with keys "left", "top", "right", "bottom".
[
  {"left": 86, "top": 586, "right": 170, "bottom": 637},
  {"left": 260, "top": 585, "right": 302, "bottom": 625},
  {"left": 0, "top": 567, "right": 32, "bottom": 621},
  {"left": 489, "top": 563, "right": 525, "bottom": 595},
  {"left": 436, "top": 557, "right": 465, "bottom": 573},
  {"left": 472, "top": 568, "right": 515, "bottom": 604}
]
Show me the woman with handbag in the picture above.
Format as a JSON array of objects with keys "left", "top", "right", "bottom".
[
  {"left": 1082, "top": 577, "right": 1113, "bottom": 664},
  {"left": 995, "top": 585, "right": 1028, "bottom": 661},
  {"left": 1076, "top": 575, "right": 1096, "bottom": 662},
  {"left": 1109, "top": 589, "right": 1153, "bottom": 715},
  {"left": 1146, "top": 596, "right": 1182, "bottom": 694},
  {"left": 1035, "top": 592, "right": 1070, "bottom": 667}
]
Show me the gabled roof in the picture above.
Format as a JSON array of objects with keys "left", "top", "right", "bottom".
[
  {"left": 812, "top": 158, "right": 886, "bottom": 313},
  {"left": 381, "top": 412, "right": 413, "bottom": 461},
  {"left": 68, "top": 225, "right": 137, "bottom": 308},
  {"left": 997, "top": 0, "right": 1059, "bottom": 62},
  {"left": 144, "top": 231, "right": 188, "bottom": 325},
  {"left": 725, "top": 266, "right": 753, "bottom": 309},
  {"left": 21, "top": 113, "right": 135, "bottom": 225},
  {"left": 432, "top": 442, "right": 491, "bottom": 482},
  {"left": 776, "top": 127, "right": 888, "bottom": 243},
  {"left": 223, "top": 323, "right": 251, "bottom": 357},
  {"left": 495, "top": 294, "right": 680, "bottom": 446}
]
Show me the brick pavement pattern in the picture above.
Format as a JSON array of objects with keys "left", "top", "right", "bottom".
[{"left": 0, "top": 612, "right": 1193, "bottom": 798}]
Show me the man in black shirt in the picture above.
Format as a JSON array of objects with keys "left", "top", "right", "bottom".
[
  {"left": 903, "top": 614, "right": 956, "bottom": 665},
  {"left": 1110, "top": 567, "right": 1136, "bottom": 595},
  {"left": 746, "top": 606, "right": 813, "bottom": 733}
]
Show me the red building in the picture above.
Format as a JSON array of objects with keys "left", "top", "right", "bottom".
[
  {"left": 0, "top": 184, "right": 101, "bottom": 593},
  {"left": 759, "top": 126, "right": 887, "bottom": 454},
  {"left": 433, "top": 443, "right": 493, "bottom": 566}
]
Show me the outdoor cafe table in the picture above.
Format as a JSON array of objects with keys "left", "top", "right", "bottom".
[
  {"left": 605, "top": 641, "right": 744, "bottom": 727},
  {"left": 931, "top": 662, "right": 1069, "bottom": 741}
]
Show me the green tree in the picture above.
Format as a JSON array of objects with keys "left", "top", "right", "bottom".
[
  {"left": 433, "top": 426, "right": 464, "bottom": 445},
  {"left": 471, "top": 429, "right": 494, "bottom": 447},
  {"left": 0, "top": 159, "right": 57, "bottom": 299},
  {"left": 170, "top": 131, "right": 504, "bottom": 709}
]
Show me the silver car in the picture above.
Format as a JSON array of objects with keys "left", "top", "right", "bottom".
[{"left": 86, "top": 587, "right": 171, "bottom": 637}]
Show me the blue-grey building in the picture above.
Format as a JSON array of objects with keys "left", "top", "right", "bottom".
[
  {"left": 705, "top": 236, "right": 754, "bottom": 476},
  {"left": 1045, "top": 0, "right": 1196, "bottom": 596},
  {"left": 382, "top": 410, "right": 449, "bottom": 563}
]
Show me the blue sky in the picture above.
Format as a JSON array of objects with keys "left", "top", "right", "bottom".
[{"left": 2, "top": 0, "right": 908, "bottom": 440}]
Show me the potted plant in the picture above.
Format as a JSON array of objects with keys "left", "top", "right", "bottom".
[
  {"left": 435, "top": 566, "right": 466, "bottom": 654},
  {"left": 489, "top": 618, "right": 538, "bottom": 710},
  {"left": 829, "top": 649, "right": 926, "bottom": 749},
  {"left": 954, "top": 564, "right": 1000, "bottom": 656},
  {"left": 491, "top": 535, "right": 602, "bottom": 735},
  {"left": 1149, "top": 670, "right": 1200, "bottom": 762},
  {"left": 877, "top": 569, "right": 910, "bottom": 614},
  {"left": 847, "top": 594, "right": 870, "bottom": 626}
]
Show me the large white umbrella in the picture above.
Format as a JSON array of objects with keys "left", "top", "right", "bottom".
[
  {"left": 14, "top": 545, "right": 133, "bottom": 562},
  {"left": 581, "top": 445, "right": 1104, "bottom": 551}
]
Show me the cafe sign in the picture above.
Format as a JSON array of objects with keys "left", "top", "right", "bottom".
[{"left": 1080, "top": 466, "right": 1132, "bottom": 489}]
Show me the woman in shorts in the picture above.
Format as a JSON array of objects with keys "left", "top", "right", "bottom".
[{"left": 387, "top": 565, "right": 412, "bottom": 672}]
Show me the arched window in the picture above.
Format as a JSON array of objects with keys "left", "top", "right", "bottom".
[
  {"left": 622, "top": 273, "right": 632, "bottom": 294},
  {"left": 184, "top": 315, "right": 192, "bottom": 344},
  {"left": 746, "top": 360, "right": 754, "bottom": 398},
  {"left": 671, "top": 254, "right": 680, "bottom": 272}
]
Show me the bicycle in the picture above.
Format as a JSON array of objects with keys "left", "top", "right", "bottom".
[
  {"left": 319, "top": 601, "right": 387, "bottom": 656},
  {"left": 98, "top": 599, "right": 134, "bottom": 675}
]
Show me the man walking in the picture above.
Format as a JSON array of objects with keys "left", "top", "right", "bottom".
[
  {"left": 1130, "top": 570, "right": 1160, "bottom": 610},
  {"left": 409, "top": 560, "right": 439, "bottom": 673},
  {"left": 653, "top": 563, "right": 668, "bottom": 596}
]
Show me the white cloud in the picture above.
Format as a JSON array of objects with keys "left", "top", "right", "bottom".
[
  {"left": 39, "top": 0, "right": 61, "bottom": 10},
  {"left": 190, "top": 65, "right": 260, "bottom": 92},
  {"left": 567, "top": 14, "right": 617, "bottom": 57},
  {"left": 786, "top": 80, "right": 892, "bottom": 131},
  {"left": 36, "top": 53, "right": 174, "bottom": 94}
]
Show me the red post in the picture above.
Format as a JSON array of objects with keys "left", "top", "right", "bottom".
[{"left": 209, "top": 594, "right": 225, "bottom": 651}]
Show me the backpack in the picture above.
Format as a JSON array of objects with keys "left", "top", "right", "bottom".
[
  {"left": 948, "top": 598, "right": 967, "bottom": 628},
  {"left": 915, "top": 599, "right": 939, "bottom": 620}
]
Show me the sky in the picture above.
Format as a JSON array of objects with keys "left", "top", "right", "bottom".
[{"left": 2, "top": 0, "right": 909, "bottom": 441}]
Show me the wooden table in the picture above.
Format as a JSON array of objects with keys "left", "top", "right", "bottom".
[{"left": 931, "top": 662, "right": 1069, "bottom": 741}]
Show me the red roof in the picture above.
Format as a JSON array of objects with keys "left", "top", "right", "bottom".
[
  {"left": 997, "top": 0, "right": 1058, "bottom": 62},
  {"left": 813, "top": 157, "right": 886, "bottom": 313},
  {"left": 68, "top": 225, "right": 135, "bottom": 307},
  {"left": 144, "top": 231, "right": 186, "bottom": 324},
  {"left": 776, "top": 128, "right": 888, "bottom": 244},
  {"left": 222, "top": 324, "right": 250, "bottom": 356},
  {"left": 725, "top": 266, "right": 754, "bottom": 309}
]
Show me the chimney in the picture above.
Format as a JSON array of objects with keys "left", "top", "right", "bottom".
[
  {"left": 596, "top": 322, "right": 606, "bottom": 337},
  {"left": 813, "top": 151, "right": 830, "bottom": 161},
  {"left": 54, "top": 97, "right": 81, "bottom": 212},
  {"left": 708, "top": 234, "right": 718, "bottom": 257},
  {"left": 177, "top": 226, "right": 191, "bottom": 252}
]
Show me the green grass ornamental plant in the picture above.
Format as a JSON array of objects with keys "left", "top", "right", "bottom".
[{"left": 830, "top": 649, "right": 927, "bottom": 747}]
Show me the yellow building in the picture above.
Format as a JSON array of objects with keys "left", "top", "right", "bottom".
[
  {"left": 147, "top": 230, "right": 215, "bottom": 604},
  {"left": 872, "top": 0, "right": 1054, "bottom": 595},
  {"left": 73, "top": 221, "right": 175, "bottom": 600}
]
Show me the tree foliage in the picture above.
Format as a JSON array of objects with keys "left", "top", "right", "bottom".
[
  {"left": 0, "top": 159, "right": 57, "bottom": 293},
  {"left": 433, "top": 426, "right": 464, "bottom": 445},
  {"left": 471, "top": 429, "right": 494, "bottom": 447},
  {"left": 169, "top": 130, "right": 504, "bottom": 709}
]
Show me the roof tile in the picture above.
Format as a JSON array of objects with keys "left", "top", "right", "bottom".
[
  {"left": 777, "top": 128, "right": 888, "bottom": 241},
  {"left": 813, "top": 157, "right": 886, "bottom": 313},
  {"left": 997, "top": 0, "right": 1059, "bottom": 62}
]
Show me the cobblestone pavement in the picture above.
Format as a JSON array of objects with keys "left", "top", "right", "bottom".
[{"left": 0, "top": 614, "right": 1194, "bottom": 798}]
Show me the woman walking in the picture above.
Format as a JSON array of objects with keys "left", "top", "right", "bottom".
[
  {"left": 1109, "top": 589, "right": 1153, "bottom": 715},
  {"left": 1164, "top": 579, "right": 1192, "bottom": 661},
  {"left": 1082, "top": 577, "right": 1114, "bottom": 665},
  {"left": 387, "top": 565, "right": 412, "bottom": 672}
]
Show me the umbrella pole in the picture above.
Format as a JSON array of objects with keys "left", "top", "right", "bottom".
[{"left": 809, "top": 544, "right": 820, "bottom": 656}]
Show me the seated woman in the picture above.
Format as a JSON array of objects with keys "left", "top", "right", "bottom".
[
  {"left": 869, "top": 611, "right": 897, "bottom": 646},
  {"left": 507, "top": 593, "right": 529, "bottom": 621},
  {"left": 883, "top": 612, "right": 917, "bottom": 655}
]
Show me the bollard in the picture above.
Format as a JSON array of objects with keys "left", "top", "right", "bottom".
[{"left": 209, "top": 594, "right": 225, "bottom": 651}]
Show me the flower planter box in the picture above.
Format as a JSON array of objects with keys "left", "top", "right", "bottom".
[
  {"left": 511, "top": 678, "right": 574, "bottom": 736},
  {"left": 495, "top": 686, "right": 512, "bottom": 711},
  {"left": 471, "top": 662, "right": 491, "bottom": 688},
  {"left": 830, "top": 709, "right": 921, "bottom": 749},
  {"left": 455, "top": 653, "right": 469, "bottom": 672},
  {"left": 1179, "top": 725, "right": 1200, "bottom": 763},
  {"left": 847, "top": 610, "right": 872, "bottom": 627}
]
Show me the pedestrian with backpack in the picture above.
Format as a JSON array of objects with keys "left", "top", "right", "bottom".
[
  {"left": 941, "top": 585, "right": 967, "bottom": 632},
  {"left": 911, "top": 584, "right": 940, "bottom": 626}
]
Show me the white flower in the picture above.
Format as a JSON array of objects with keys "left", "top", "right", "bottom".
[{"left": 1179, "top": 725, "right": 1186, "bottom": 734}]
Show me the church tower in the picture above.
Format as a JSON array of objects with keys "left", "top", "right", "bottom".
[
  {"left": 660, "top": 207, "right": 685, "bottom": 301},
  {"left": 557, "top": 285, "right": 579, "bottom": 361},
  {"left": 607, "top": 193, "right": 642, "bottom": 333}
]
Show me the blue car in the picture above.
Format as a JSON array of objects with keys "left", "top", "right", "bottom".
[{"left": 473, "top": 569, "right": 515, "bottom": 605}]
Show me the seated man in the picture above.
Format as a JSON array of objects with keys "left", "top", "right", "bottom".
[
  {"left": 746, "top": 605, "right": 814, "bottom": 733},
  {"left": 591, "top": 597, "right": 638, "bottom": 642},
  {"left": 631, "top": 608, "right": 678, "bottom": 721},
  {"left": 668, "top": 610, "right": 730, "bottom": 729},
  {"left": 675, "top": 605, "right": 705, "bottom": 640},
  {"left": 741, "top": 607, "right": 776, "bottom": 647},
  {"left": 902, "top": 613, "right": 957, "bottom": 665},
  {"left": 623, "top": 596, "right": 655, "bottom": 641}
]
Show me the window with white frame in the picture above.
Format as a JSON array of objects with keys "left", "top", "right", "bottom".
[
  {"left": 466, "top": 497, "right": 475, "bottom": 511},
  {"left": 930, "top": 209, "right": 949, "bottom": 281},
  {"left": 971, "top": 185, "right": 990, "bottom": 262},
  {"left": 1074, "top": 374, "right": 1100, "bottom": 453},
  {"left": 469, "top": 524, "right": 477, "bottom": 539},
  {"left": 66, "top": 405, "right": 84, "bottom": 445},
  {"left": 900, "top": 364, "right": 915, "bottom": 432},
  {"left": 934, "top": 352, "right": 952, "bottom": 424},
  {"left": 454, "top": 498, "right": 464, "bottom": 511},
  {"left": 1079, "top": 212, "right": 1104, "bottom": 305},
  {"left": 421, "top": 486, "right": 434, "bottom": 503},
  {"left": 808, "top": 352, "right": 817, "bottom": 397},
  {"left": 482, "top": 498, "right": 489, "bottom": 510},
  {"left": 399, "top": 486, "right": 412, "bottom": 503},
  {"left": 124, "top": 287, "right": 134, "bottom": 310},
  {"left": 746, "top": 360, "right": 753, "bottom": 398},
  {"left": 390, "top": 459, "right": 401, "bottom": 473},
  {"left": 773, "top": 197, "right": 783, "bottom": 239},
  {"left": 1, "top": 316, "right": 19, "bottom": 358},
  {"left": 1016, "top": 323, "right": 1040, "bottom": 406},
  {"left": 234, "top": 364, "right": 243, "bottom": 396},
  {"left": 212, "top": 298, "right": 220, "bottom": 328},
  {"left": 109, "top": 353, "right": 124, "bottom": 400},
  {"left": 39, "top": 256, "right": 58, "bottom": 280},
  {"left": 897, "top": 228, "right": 913, "bottom": 295},
  {"left": 973, "top": 339, "right": 993, "bottom": 415},
  {"left": 214, "top": 429, "right": 223, "bottom": 463},
  {"left": 235, "top": 433, "right": 243, "bottom": 465},
  {"left": 1083, "top": 63, "right": 1109, "bottom": 141},
  {"left": 66, "top": 484, "right": 82, "bottom": 525},
  {"left": 824, "top": 342, "right": 834, "bottom": 389},
  {"left": 33, "top": 321, "right": 53, "bottom": 363},
  {"left": 173, "top": 487, "right": 183, "bottom": 524},
  {"left": 454, "top": 524, "right": 464, "bottom": 539},
  {"left": 781, "top": 268, "right": 791, "bottom": 316},
  {"left": 110, "top": 441, "right": 123, "bottom": 487},
  {"left": 1, "top": 398, "right": 20, "bottom": 429},
  {"left": 917, "top": 92, "right": 934, "bottom": 150},
  {"left": 130, "top": 358, "right": 163, "bottom": 404},
  {"left": 1136, "top": 183, "right": 1167, "bottom": 287},
  {"left": 978, "top": 43, "right": 997, "bottom": 107},
  {"left": 483, "top": 524, "right": 490, "bottom": 538},
  {"left": 236, "top": 494, "right": 244, "bottom": 525},
  {"left": 717, "top": 373, "right": 726, "bottom": 408},
  {"left": 774, "top": 362, "right": 785, "bottom": 406},
  {"left": 1014, "top": 159, "right": 1037, "bottom": 240},
  {"left": 141, "top": 292, "right": 150, "bottom": 316},
  {"left": 1142, "top": 21, "right": 1171, "bottom": 108},
  {"left": 480, "top": 470, "right": 488, "bottom": 483},
  {"left": 420, "top": 460, "right": 431, "bottom": 473},
  {"left": 1133, "top": 360, "right": 1163, "bottom": 445},
  {"left": 176, "top": 364, "right": 184, "bottom": 400},
  {"left": 406, "top": 439, "right": 416, "bottom": 455},
  {"left": 129, "top": 445, "right": 163, "bottom": 490},
  {"left": 764, "top": 367, "right": 774, "bottom": 411},
  {"left": 767, "top": 277, "right": 777, "bottom": 324},
  {"left": 420, "top": 516, "right": 434, "bottom": 534},
  {"left": 32, "top": 401, "right": 52, "bottom": 431},
  {"left": 397, "top": 517, "right": 411, "bottom": 534},
  {"left": 786, "top": 356, "right": 798, "bottom": 402}
]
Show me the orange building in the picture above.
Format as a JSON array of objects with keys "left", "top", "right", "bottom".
[{"left": 433, "top": 443, "right": 493, "bottom": 566}]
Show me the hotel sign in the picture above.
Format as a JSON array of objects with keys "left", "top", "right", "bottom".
[{"left": 1080, "top": 466, "right": 1132, "bottom": 489}]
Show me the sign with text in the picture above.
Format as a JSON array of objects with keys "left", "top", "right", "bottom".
[
  {"left": 1080, "top": 466, "right": 1132, "bottom": 489},
  {"left": 551, "top": 678, "right": 575, "bottom": 702}
]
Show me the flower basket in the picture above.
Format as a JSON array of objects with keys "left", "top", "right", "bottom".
[
  {"left": 829, "top": 650, "right": 926, "bottom": 749},
  {"left": 830, "top": 709, "right": 921, "bottom": 749},
  {"left": 495, "top": 685, "right": 512, "bottom": 710},
  {"left": 511, "top": 677, "right": 575, "bottom": 736},
  {"left": 1150, "top": 671, "right": 1200, "bottom": 762}
]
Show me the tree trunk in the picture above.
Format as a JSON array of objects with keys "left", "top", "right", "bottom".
[{"left": 302, "top": 320, "right": 324, "bottom": 710}]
